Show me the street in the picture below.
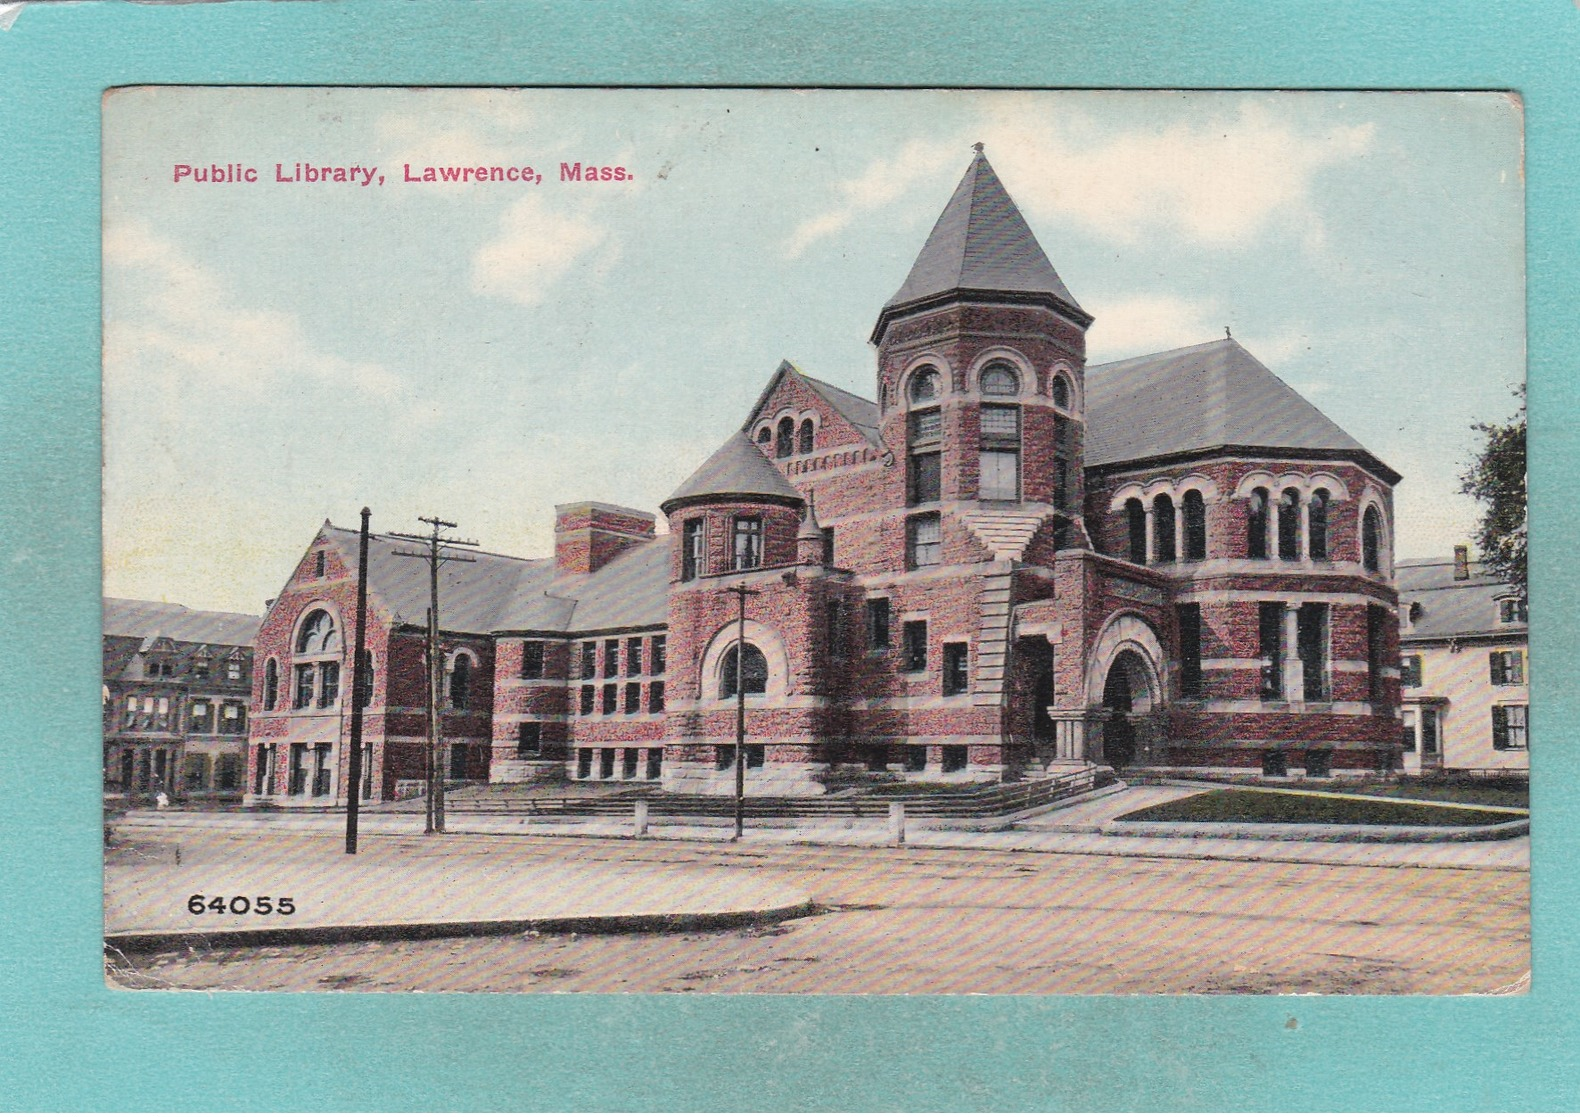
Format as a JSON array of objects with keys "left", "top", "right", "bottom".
[{"left": 106, "top": 826, "right": 1529, "bottom": 994}]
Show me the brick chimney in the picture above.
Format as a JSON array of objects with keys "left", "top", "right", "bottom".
[
  {"left": 1453, "top": 544, "right": 1470, "bottom": 581},
  {"left": 555, "top": 502, "right": 656, "bottom": 576}
]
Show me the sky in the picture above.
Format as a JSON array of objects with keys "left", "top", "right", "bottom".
[{"left": 102, "top": 88, "right": 1526, "bottom": 616}]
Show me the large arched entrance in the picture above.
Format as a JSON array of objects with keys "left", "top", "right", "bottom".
[{"left": 1085, "top": 613, "right": 1168, "bottom": 770}]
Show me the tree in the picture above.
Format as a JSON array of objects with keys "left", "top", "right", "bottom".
[{"left": 1459, "top": 386, "right": 1526, "bottom": 601}]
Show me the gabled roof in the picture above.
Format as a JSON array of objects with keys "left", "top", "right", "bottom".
[
  {"left": 1084, "top": 337, "right": 1399, "bottom": 483},
  {"left": 741, "top": 360, "right": 881, "bottom": 447},
  {"left": 103, "top": 598, "right": 260, "bottom": 646},
  {"left": 1397, "top": 558, "right": 1525, "bottom": 643},
  {"left": 874, "top": 148, "right": 1088, "bottom": 340},
  {"left": 661, "top": 430, "right": 804, "bottom": 513},
  {"left": 319, "top": 526, "right": 559, "bottom": 635}
]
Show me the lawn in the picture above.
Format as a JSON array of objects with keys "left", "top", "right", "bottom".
[
  {"left": 1340, "top": 778, "right": 1528, "bottom": 809},
  {"left": 1118, "top": 789, "right": 1524, "bottom": 827}
]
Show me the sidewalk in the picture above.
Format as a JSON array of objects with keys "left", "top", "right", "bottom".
[{"left": 115, "top": 789, "right": 1530, "bottom": 873}]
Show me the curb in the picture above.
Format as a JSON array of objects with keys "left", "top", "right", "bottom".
[
  {"left": 1101, "top": 817, "right": 1529, "bottom": 843},
  {"left": 105, "top": 900, "right": 820, "bottom": 953}
]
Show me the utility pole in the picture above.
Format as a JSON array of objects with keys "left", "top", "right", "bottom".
[
  {"left": 721, "top": 581, "right": 759, "bottom": 841},
  {"left": 344, "top": 507, "right": 372, "bottom": 855},
  {"left": 391, "top": 516, "right": 477, "bottom": 835}
]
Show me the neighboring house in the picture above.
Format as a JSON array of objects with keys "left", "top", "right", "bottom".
[
  {"left": 248, "top": 148, "right": 1404, "bottom": 805},
  {"left": 1397, "top": 548, "right": 1529, "bottom": 773},
  {"left": 103, "top": 598, "right": 259, "bottom": 803}
]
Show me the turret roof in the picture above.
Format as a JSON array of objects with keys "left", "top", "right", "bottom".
[
  {"left": 876, "top": 148, "right": 1086, "bottom": 337},
  {"left": 662, "top": 430, "right": 803, "bottom": 511}
]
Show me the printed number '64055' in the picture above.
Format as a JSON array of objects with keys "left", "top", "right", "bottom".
[{"left": 186, "top": 895, "right": 295, "bottom": 916}]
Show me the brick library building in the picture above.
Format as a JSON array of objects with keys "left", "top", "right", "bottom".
[{"left": 244, "top": 149, "right": 1404, "bottom": 805}]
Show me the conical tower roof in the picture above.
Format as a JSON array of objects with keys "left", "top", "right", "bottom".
[
  {"left": 662, "top": 431, "right": 804, "bottom": 513},
  {"left": 873, "top": 146, "right": 1088, "bottom": 341}
]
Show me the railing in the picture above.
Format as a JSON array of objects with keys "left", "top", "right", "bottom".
[{"left": 443, "top": 766, "right": 1110, "bottom": 820}]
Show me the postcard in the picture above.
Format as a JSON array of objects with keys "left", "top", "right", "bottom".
[{"left": 97, "top": 86, "right": 1529, "bottom": 997}]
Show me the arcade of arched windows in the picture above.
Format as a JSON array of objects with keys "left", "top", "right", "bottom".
[
  {"left": 755, "top": 410, "right": 821, "bottom": 460},
  {"left": 1110, "top": 476, "right": 1219, "bottom": 566}
]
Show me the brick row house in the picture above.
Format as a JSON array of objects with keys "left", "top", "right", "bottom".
[
  {"left": 245, "top": 148, "right": 1405, "bottom": 804},
  {"left": 1396, "top": 548, "right": 1529, "bottom": 773},
  {"left": 103, "top": 598, "right": 259, "bottom": 804}
]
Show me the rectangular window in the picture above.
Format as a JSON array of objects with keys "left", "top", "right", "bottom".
[
  {"left": 219, "top": 704, "right": 245, "bottom": 735},
  {"left": 601, "top": 683, "right": 617, "bottom": 715},
  {"left": 1400, "top": 709, "right": 1417, "bottom": 753},
  {"left": 1421, "top": 707, "right": 1440, "bottom": 755},
  {"left": 682, "top": 518, "right": 705, "bottom": 581},
  {"left": 1401, "top": 654, "right": 1423, "bottom": 689},
  {"left": 942, "top": 642, "right": 969, "bottom": 696},
  {"left": 521, "top": 640, "right": 545, "bottom": 679},
  {"left": 651, "top": 635, "right": 667, "bottom": 673},
  {"left": 909, "top": 408, "right": 942, "bottom": 442},
  {"left": 254, "top": 745, "right": 270, "bottom": 794},
  {"left": 604, "top": 639, "right": 619, "bottom": 677},
  {"left": 980, "top": 450, "right": 1020, "bottom": 501},
  {"left": 827, "top": 600, "right": 845, "bottom": 660},
  {"left": 1297, "top": 603, "right": 1329, "bottom": 702},
  {"left": 313, "top": 744, "right": 332, "bottom": 797},
  {"left": 1499, "top": 598, "right": 1528, "bottom": 624},
  {"left": 942, "top": 745, "right": 968, "bottom": 773},
  {"left": 908, "top": 451, "right": 941, "bottom": 504},
  {"left": 907, "top": 514, "right": 941, "bottom": 569},
  {"left": 902, "top": 620, "right": 928, "bottom": 673},
  {"left": 193, "top": 660, "right": 210, "bottom": 680},
  {"left": 579, "top": 685, "right": 594, "bottom": 716},
  {"left": 580, "top": 642, "right": 596, "bottom": 680},
  {"left": 624, "top": 681, "right": 641, "bottom": 713},
  {"left": 1367, "top": 604, "right": 1390, "bottom": 702},
  {"left": 1493, "top": 705, "right": 1528, "bottom": 751},
  {"left": 980, "top": 404, "right": 1019, "bottom": 438},
  {"left": 626, "top": 637, "right": 643, "bottom": 676},
  {"left": 1489, "top": 650, "right": 1525, "bottom": 686},
  {"left": 1258, "top": 602, "right": 1284, "bottom": 700},
  {"left": 318, "top": 661, "right": 340, "bottom": 707},
  {"left": 155, "top": 696, "right": 170, "bottom": 728},
  {"left": 821, "top": 526, "right": 835, "bottom": 567},
  {"left": 622, "top": 749, "right": 639, "bottom": 780},
  {"left": 867, "top": 599, "right": 891, "bottom": 652},
  {"left": 646, "top": 749, "right": 663, "bottom": 780},
  {"left": 517, "top": 722, "right": 542, "bottom": 758},
  {"left": 226, "top": 659, "right": 242, "bottom": 682},
  {"left": 576, "top": 749, "right": 592, "bottom": 779},
  {"left": 733, "top": 516, "right": 763, "bottom": 570},
  {"left": 1178, "top": 604, "right": 1203, "bottom": 699},
  {"left": 1053, "top": 415, "right": 1071, "bottom": 510},
  {"left": 288, "top": 744, "right": 307, "bottom": 796},
  {"left": 294, "top": 664, "right": 315, "bottom": 709},
  {"left": 188, "top": 700, "right": 212, "bottom": 734},
  {"left": 648, "top": 680, "right": 666, "bottom": 713}
]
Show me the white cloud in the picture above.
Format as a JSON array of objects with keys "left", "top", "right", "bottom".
[
  {"left": 103, "top": 220, "right": 400, "bottom": 398},
  {"left": 979, "top": 100, "right": 1374, "bottom": 249},
  {"left": 1083, "top": 293, "right": 1221, "bottom": 361},
  {"left": 785, "top": 139, "right": 958, "bottom": 257},
  {"left": 470, "top": 194, "right": 611, "bottom": 306}
]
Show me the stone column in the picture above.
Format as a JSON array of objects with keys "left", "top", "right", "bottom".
[
  {"left": 1143, "top": 505, "right": 1156, "bottom": 565},
  {"left": 1050, "top": 710, "right": 1106, "bottom": 765},
  {"left": 1282, "top": 603, "right": 1303, "bottom": 701}
]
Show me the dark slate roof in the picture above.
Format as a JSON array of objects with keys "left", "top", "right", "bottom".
[
  {"left": 1397, "top": 558, "right": 1525, "bottom": 643},
  {"left": 879, "top": 149, "right": 1085, "bottom": 325},
  {"left": 662, "top": 430, "right": 804, "bottom": 511},
  {"left": 320, "top": 526, "right": 559, "bottom": 635},
  {"left": 1084, "top": 337, "right": 1398, "bottom": 481},
  {"left": 103, "top": 598, "right": 260, "bottom": 646},
  {"left": 560, "top": 537, "right": 671, "bottom": 632},
  {"left": 802, "top": 372, "right": 881, "bottom": 444}
]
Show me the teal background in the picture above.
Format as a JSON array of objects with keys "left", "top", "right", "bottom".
[{"left": 0, "top": 1, "right": 1573, "bottom": 1110}]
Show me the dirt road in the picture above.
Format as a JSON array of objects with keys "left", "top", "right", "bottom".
[{"left": 107, "top": 828, "right": 1528, "bottom": 995}]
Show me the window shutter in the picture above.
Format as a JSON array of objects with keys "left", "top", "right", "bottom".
[
  {"left": 1489, "top": 652, "right": 1504, "bottom": 685},
  {"left": 1512, "top": 651, "right": 1525, "bottom": 685},
  {"left": 1492, "top": 705, "right": 1509, "bottom": 750}
]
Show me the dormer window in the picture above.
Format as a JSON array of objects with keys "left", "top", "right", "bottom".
[{"left": 1498, "top": 597, "right": 1528, "bottom": 624}]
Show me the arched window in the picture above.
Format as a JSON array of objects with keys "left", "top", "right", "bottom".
[
  {"left": 775, "top": 417, "right": 794, "bottom": 459},
  {"left": 1247, "top": 488, "right": 1270, "bottom": 559},
  {"left": 263, "top": 658, "right": 279, "bottom": 710},
  {"left": 908, "top": 366, "right": 941, "bottom": 403},
  {"left": 798, "top": 418, "right": 814, "bottom": 454},
  {"left": 1183, "top": 490, "right": 1207, "bottom": 561},
  {"left": 296, "top": 610, "right": 338, "bottom": 654},
  {"left": 1277, "top": 488, "right": 1301, "bottom": 560},
  {"left": 1363, "top": 506, "right": 1383, "bottom": 572},
  {"left": 1309, "top": 489, "right": 1330, "bottom": 561},
  {"left": 720, "top": 643, "right": 769, "bottom": 699},
  {"left": 1051, "top": 375, "right": 1070, "bottom": 410},
  {"left": 980, "top": 363, "right": 1019, "bottom": 397},
  {"left": 756, "top": 426, "right": 772, "bottom": 446},
  {"left": 1153, "top": 494, "right": 1176, "bottom": 563},
  {"left": 449, "top": 655, "right": 472, "bottom": 710},
  {"left": 1125, "top": 498, "right": 1147, "bottom": 565}
]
